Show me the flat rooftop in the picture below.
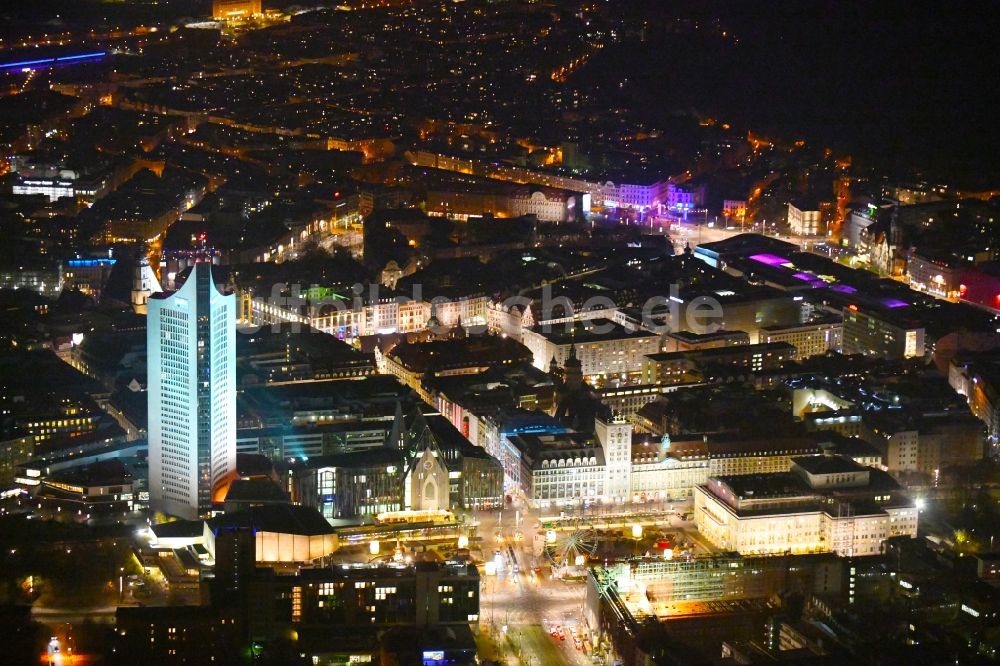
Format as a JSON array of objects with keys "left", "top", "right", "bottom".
[
  {"left": 210, "top": 504, "right": 336, "bottom": 536},
  {"left": 713, "top": 472, "right": 812, "bottom": 501},
  {"left": 645, "top": 342, "right": 796, "bottom": 363},
  {"left": 528, "top": 318, "right": 658, "bottom": 345},
  {"left": 695, "top": 233, "right": 800, "bottom": 259},
  {"left": 666, "top": 329, "right": 749, "bottom": 343},
  {"left": 791, "top": 454, "right": 867, "bottom": 476}
]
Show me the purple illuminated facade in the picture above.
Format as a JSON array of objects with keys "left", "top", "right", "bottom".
[
  {"left": 879, "top": 298, "right": 910, "bottom": 309},
  {"left": 749, "top": 253, "right": 792, "bottom": 266}
]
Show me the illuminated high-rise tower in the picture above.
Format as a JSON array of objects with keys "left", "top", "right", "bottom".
[{"left": 147, "top": 263, "right": 236, "bottom": 519}]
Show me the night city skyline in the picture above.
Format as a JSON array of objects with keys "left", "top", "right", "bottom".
[{"left": 0, "top": 2, "right": 998, "bottom": 665}]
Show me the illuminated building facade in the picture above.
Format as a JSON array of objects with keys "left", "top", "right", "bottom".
[
  {"left": 841, "top": 305, "right": 924, "bottom": 359},
  {"left": 761, "top": 319, "right": 843, "bottom": 359},
  {"left": 212, "top": 0, "right": 261, "bottom": 20},
  {"left": 641, "top": 342, "right": 796, "bottom": 385},
  {"left": 62, "top": 258, "right": 116, "bottom": 299},
  {"left": 245, "top": 561, "right": 480, "bottom": 638},
  {"left": 694, "top": 455, "right": 918, "bottom": 556},
  {"left": 0, "top": 265, "right": 62, "bottom": 297},
  {"left": 148, "top": 263, "right": 236, "bottom": 519},
  {"left": 293, "top": 450, "right": 406, "bottom": 520},
  {"left": 787, "top": 201, "right": 826, "bottom": 236},
  {"left": 522, "top": 319, "right": 660, "bottom": 380},
  {"left": 597, "top": 417, "right": 632, "bottom": 503},
  {"left": 722, "top": 199, "right": 748, "bottom": 224},
  {"left": 907, "top": 251, "right": 965, "bottom": 298}
]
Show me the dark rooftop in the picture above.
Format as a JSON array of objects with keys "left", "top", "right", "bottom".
[
  {"left": 224, "top": 478, "right": 289, "bottom": 504},
  {"left": 210, "top": 504, "right": 335, "bottom": 536},
  {"left": 529, "top": 318, "right": 659, "bottom": 345}
]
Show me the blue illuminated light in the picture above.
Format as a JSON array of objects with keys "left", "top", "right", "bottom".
[
  {"left": 67, "top": 259, "right": 116, "bottom": 267},
  {"left": 0, "top": 51, "right": 106, "bottom": 71}
]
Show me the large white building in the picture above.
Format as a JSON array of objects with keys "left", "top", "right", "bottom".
[
  {"left": 694, "top": 455, "right": 918, "bottom": 557},
  {"left": 148, "top": 263, "right": 236, "bottom": 519},
  {"left": 505, "top": 420, "right": 845, "bottom": 508},
  {"left": 596, "top": 418, "right": 632, "bottom": 503},
  {"left": 787, "top": 201, "right": 826, "bottom": 236},
  {"left": 521, "top": 319, "right": 661, "bottom": 380},
  {"left": 761, "top": 318, "right": 842, "bottom": 360},
  {"left": 248, "top": 287, "right": 488, "bottom": 341}
]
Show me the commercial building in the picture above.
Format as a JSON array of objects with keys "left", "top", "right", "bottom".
[
  {"left": 787, "top": 200, "right": 826, "bottom": 236},
  {"left": 382, "top": 336, "right": 533, "bottom": 402},
  {"left": 665, "top": 181, "right": 704, "bottom": 213},
  {"left": 236, "top": 325, "right": 375, "bottom": 386},
  {"left": 148, "top": 263, "right": 237, "bottom": 519},
  {"left": 693, "top": 233, "right": 800, "bottom": 270},
  {"left": 841, "top": 304, "right": 925, "bottom": 359},
  {"left": 212, "top": 0, "right": 261, "bottom": 20},
  {"left": 236, "top": 421, "right": 391, "bottom": 460},
  {"left": 511, "top": 189, "right": 571, "bottom": 221},
  {"left": 0, "top": 263, "right": 62, "bottom": 297},
  {"left": 629, "top": 434, "right": 823, "bottom": 502},
  {"left": 246, "top": 285, "right": 489, "bottom": 342},
  {"left": 586, "top": 553, "right": 844, "bottom": 666},
  {"left": 245, "top": 560, "right": 480, "bottom": 639},
  {"left": 114, "top": 557, "right": 478, "bottom": 664},
  {"left": 951, "top": 357, "right": 1000, "bottom": 439},
  {"left": 596, "top": 417, "right": 633, "bottom": 502},
  {"left": 663, "top": 284, "right": 801, "bottom": 343},
  {"left": 33, "top": 459, "right": 135, "bottom": 520},
  {"left": 0, "top": 435, "right": 33, "bottom": 486},
  {"left": 761, "top": 317, "right": 843, "bottom": 359},
  {"left": 694, "top": 455, "right": 918, "bottom": 556},
  {"left": 429, "top": 362, "right": 556, "bottom": 457},
  {"left": 425, "top": 188, "right": 571, "bottom": 222},
  {"left": 907, "top": 250, "right": 965, "bottom": 299},
  {"left": 641, "top": 342, "right": 795, "bottom": 385},
  {"left": 62, "top": 258, "right": 116, "bottom": 299},
  {"left": 505, "top": 419, "right": 829, "bottom": 507},
  {"left": 958, "top": 263, "right": 1000, "bottom": 313},
  {"left": 865, "top": 411, "right": 984, "bottom": 478},
  {"left": 662, "top": 329, "right": 749, "bottom": 353},
  {"left": 521, "top": 319, "right": 661, "bottom": 380},
  {"left": 722, "top": 199, "right": 748, "bottom": 224},
  {"left": 206, "top": 504, "right": 338, "bottom": 564},
  {"left": 294, "top": 448, "right": 407, "bottom": 520},
  {"left": 486, "top": 292, "right": 618, "bottom": 343},
  {"left": 506, "top": 430, "right": 606, "bottom": 506}
]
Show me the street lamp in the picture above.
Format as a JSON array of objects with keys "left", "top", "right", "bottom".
[{"left": 631, "top": 524, "right": 643, "bottom": 558}]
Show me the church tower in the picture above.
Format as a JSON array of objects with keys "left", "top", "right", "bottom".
[
  {"left": 131, "top": 252, "right": 162, "bottom": 315},
  {"left": 563, "top": 343, "right": 583, "bottom": 391}
]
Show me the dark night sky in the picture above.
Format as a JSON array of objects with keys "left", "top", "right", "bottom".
[
  {"left": 601, "top": 0, "right": 1000, "bottom": 184},
  {"left": 3, "top": 0, "right": 997, "bottom": 183}
]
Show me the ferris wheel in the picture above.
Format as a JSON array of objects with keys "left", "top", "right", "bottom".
[{"left": 543, "top": 520, "right": 598, "bottom": 569}]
